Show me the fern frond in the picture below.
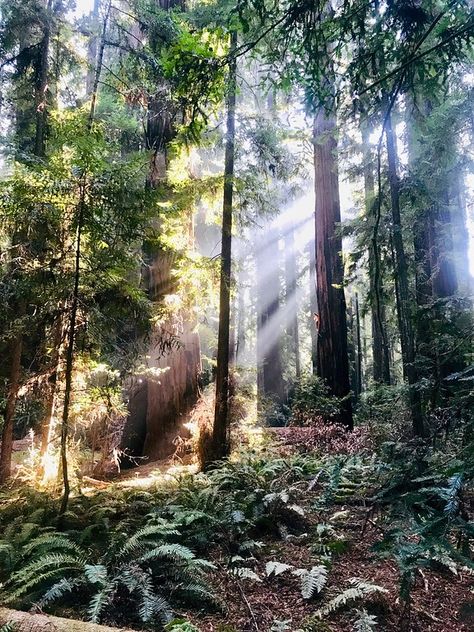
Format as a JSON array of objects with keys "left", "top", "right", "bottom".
[
  {"left": 266, "top": 561, "right": 293, "bottom": 577},
  {"left": 88, "top": 581, "right": 116, "bottom": 623},
  {"left": 298, "top": 565, "right": 328, "bottom": 599},
  {"left": 22, "top": 533, "right": 83, "bottom": 558},
  {"left": 317, "top": 579, "right": 387, "bottom": 617},
  {"left": 231, "top": 567, "right": 262, "bottom": 582},
  {"left": 138, "top": 543, "right": 196, "bottom": 564},
  {"left": 36, "top": 577, "right": 82, "bottom": 608},
  {"left": 84, "top": 564, "right": 108, "bottom": 585},
  {"left": 353, "top": 609, "right": 378, "bottom": 631}
]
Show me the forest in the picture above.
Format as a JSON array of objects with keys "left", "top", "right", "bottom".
[{"left": 0, "top": 0, "right": 473, "bottom": 630}]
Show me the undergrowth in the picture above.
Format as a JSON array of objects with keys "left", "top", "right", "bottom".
[{"left": 0, "top": 434, "right": 473, "bottom": 630}]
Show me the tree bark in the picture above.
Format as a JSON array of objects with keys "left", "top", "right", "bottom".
[
  {"left": 0, "top": 608, "right": 134, "bottom": 632},
  {"left": 308, "top": 243, "right": 318, "bottom": 374},
  {"left": 208, "top": 30, "right": 237, "bottom": 463},
  {"left": 256, "top": 227, "right": 286, "bottom": 408},
  {"left": 0, "top": 328, "right": 23, "bottom": 483},
  {"left": 385, "top": 112, "right": 424, "bottom": 437},
  {"left": 313, "top": 108, "right": 352, "bottom": 429},
  {"left": 284, "top": 225, "right": 301, "bottom": 380},
  {"left": 361, "top": 123, "right": 390, "bottom": 384},
  {"left": 59, "top": 1, "right": 111, "bottom": 516},
  {"left": 355, "top": 293, "right": 363, "bottom": 397}
]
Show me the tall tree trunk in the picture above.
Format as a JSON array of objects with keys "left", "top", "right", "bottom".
[
  {"left": 256, "top": 228, "right": 286, "bottom": 408},
  {"left": 284, "top": 226, "right": 301, "bottom": 380},
  {"left": 385, "top": 112, "right": 424, "bottom": 437},
  {"left": 0, "top": 329, "right": 23, "bottom": 483},
  {"left": 313, "top": 108, "right": 352, "bottom": 429},
  {"left": 58, "top": 1, "right": 111, "bottom": 516},
  {"left": 361, "top": 123, "right": 390, "bottom": 384},
  {"left": 86, "top": 0, "right": 101, "bottom": 97},
  {"left": 355, "top": 293, "right": 363, "bottom": 397},
  {"left": 0, "top": 0, "right": 53, "bottom": 483},
  {"left": 208, "top": 30, "right": 237, "bottom": 464},
  {"left": 35, "top": 0, "right": 53, "bottom": 157},
  {"left": 308, "top": 243, "right": 318, "bottom": 374},
  {"left": 122, "top": 0, "right": 201, "bottom": 463}
]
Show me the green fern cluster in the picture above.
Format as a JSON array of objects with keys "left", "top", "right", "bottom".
[{"left": 1, "top": 521, "right": 215, "bottom": 628}]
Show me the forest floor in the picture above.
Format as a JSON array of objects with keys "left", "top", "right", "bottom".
[
  {"left": 3, "top": 425, "right": 473, "bottom": 632},
  {"left": 114, "top": 428, "right": 473, "bottom": 632}
]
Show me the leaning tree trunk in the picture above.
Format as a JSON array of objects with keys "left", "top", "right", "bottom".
[
  {"left": 207, "top": 30, "right": 237, "bottom": 464},
  {"left": 385, "top": 112, "right": 424, "bottom": 437},
  {"left": 0, "top": 608, "right": 135, "bottom": 632},
  {"left": 313, "top": 107, "right": 353, "bottom": 429}
]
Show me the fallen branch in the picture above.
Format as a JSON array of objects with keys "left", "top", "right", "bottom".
[{"left": 0, "top": 608, "right": 135, "bottom": 632}]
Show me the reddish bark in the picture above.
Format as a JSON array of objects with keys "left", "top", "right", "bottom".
[{"left": 313, "top": 108, "right": 352, "bottom": 429}]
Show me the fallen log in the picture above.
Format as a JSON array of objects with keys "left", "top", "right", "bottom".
[{"left": 0, "top": 608, "right": 136, "bottom": 632}]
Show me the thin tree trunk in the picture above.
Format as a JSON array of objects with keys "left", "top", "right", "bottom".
[
  {"left": 0, "top": 329, "right": 23, "bottom": 483},
  {"left": 361, "top": 123, "right": 390, "bottom": 384},
  {"left": 208, "top": 30, "right": 237, "bottom": 464},
  {"left": 313, "top": 108, "right": 352, "bottom": 429},
  {"left": 39, "top": 315, "right": 64, "bottom": 472},
  {"left": 284, "top": 226, "right": 301, "bottom": 380},
  {"left": 35, "top": 0, "right": 53, "bottom": 157},
  {"left": 385, "top": 112, "right": 424, "bottom": 437},
  {"left": 58, "top": 1, "right": 111, "bottom": 516},
  {"left": 355, "top": 293, "right": 363, "bottom": 396},
  {"left": 256, "top": 228, "right": 286, "bottom": 408}
]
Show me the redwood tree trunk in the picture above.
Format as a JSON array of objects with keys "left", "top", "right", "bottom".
[
  {"left": 385, "top": 112, "right": 424, "bottom": 436},
  {"left": 308, "top": 243, "right": 318, "bottom": 374},
  {"left": 208, "top": 30, "right": 237, "bottom": 463},
  {"left": 0, "top": 329, "right": 23, "bottom": 483},
  {"left": 361, "top": 123, "right": 390, "bottom": 384},
  {"left": 284, "top": 226, "right": 301, "bottom": 380},
  {"left": 256, "top": 227, "right": 286, "bottom": 408},
  {"left": 313, "top": 108, "right": 352, "bottom": 429}
]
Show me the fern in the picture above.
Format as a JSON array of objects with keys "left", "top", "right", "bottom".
[
  {"left": 36, "top": 577, "right": 83, "bottom": 609},
  {"left": 231, "top": 567, "right": 262, "bottom": 582},
  {"left": 317, "top": 579, "right": 387, "bottom": 617},
  {"left": 266, "top": 561, "right": 293, "bottom": 576},
  {"left": 294, "top": 565, "right": 328, "bottom": 599},
  {"left": 353, "top": 609, "right": 378, "bottom": 631}
]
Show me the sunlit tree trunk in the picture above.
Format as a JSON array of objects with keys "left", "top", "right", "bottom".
[
  {"left": 361, "top": 123, "right": 390, "bottom": 384},
  {"left": 355, "top": 293, "right": 363, "bottom": 397},
  {"left": 0, "top": 330, "right": 23, "bottom": 484},
  {"left": 385, "top": 112, "right": 424, "bottom": 437},
  {"left": 123, "top": 0, "right": 201, "bottom": 462},
  {"left": 284, "top": 225, "right": 301, "bottom": 380},
  {"left": 0, "top": 0, "right": 54, "bottom": 483},
  {"left": 313, "top": 108, "right": 352, "bottom": 429},
  {"left": 308, "top": 243, "right": 318, "bottom": 374},
  {"left": 59, "top": 2, "right": 110, "bottom": 516},
  {"left": 208, "top": 30, "right": 237, "bottom": 463},
  {"left": 256, "top": 228, "right": 286, "bottom": 408}
]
